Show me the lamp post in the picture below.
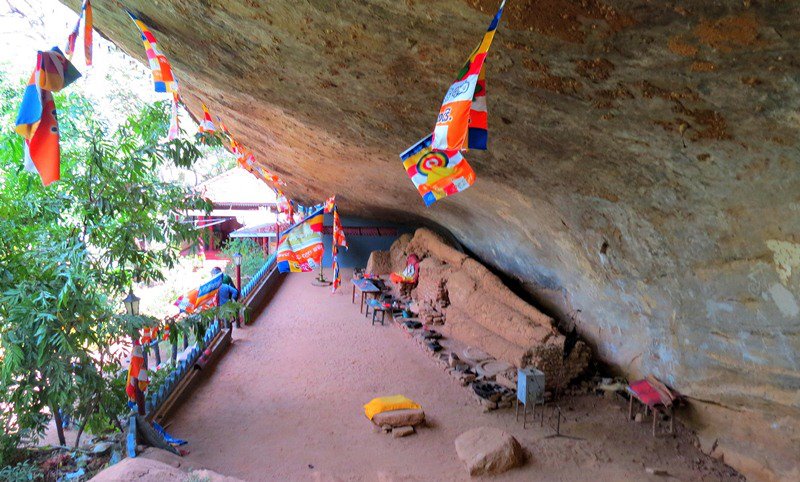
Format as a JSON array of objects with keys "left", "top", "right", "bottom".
[
  {"left": 123, "top": 289, "right": 146, "bottom": 415},
  {"left": 123, "top": 289, "right": 149, "bottom": 370},
  {"left": 233, "top": 252, "right": 243, "bottom": 291},
  {"left": 233, "top": 252, "right": 243, "bottom": 328},
  {"left": 123, "top": 289, "right": 140, "bottom": 316}
]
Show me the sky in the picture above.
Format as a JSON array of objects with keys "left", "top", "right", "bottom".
[
  {"left": 0, "top": 0, "right": 234, "bottom": 185},
  {"left": 0, "top": 0, "right": 159, "bottom": 107}
]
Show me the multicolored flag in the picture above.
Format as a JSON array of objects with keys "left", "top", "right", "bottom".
[
  {"left": 277, "top": 208, "right": 324, "bottom": 273},
  {"left": 324, "top": 195, "right": 336, "bottom": 214},
  {"left": 431, "top": 0, "right": 505, "bottom": 152},
  {"left": 331, "top": 244, "right": 341, "bottom": 292},
  {"left": 330, "top": 206, "right": 348, "bottom": 292},
  {"left": 167, "top": 93, "right": 180, "bottom": 140},
  {"left": 15, "top": 48, "right": 81, "bottom": 186},
  {"left": 237, "top": 150, "right": 286, "bottom": 187},
  {"left": 332, "top": 207, "right": 347, "bottom": 249},
  {"left": 66, "top": 0, "right": 93, "bottom": 65},
  {"left": 128, "top": 11, "right": 178, "bottom": 93},
  {"left": 198, "top": 103, "right": 216, "bottom": 134},
  {"left": 174, "top": 273, "right": 223, "bottom": 313},
  {"left": 400, "top": 134, "right": 476, "bottom": 206}
]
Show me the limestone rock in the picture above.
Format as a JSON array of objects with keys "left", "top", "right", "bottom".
[
  {"left": 454, "top": 427, "right": 525, "bottom": 476},
  {"left": 366, "top": 250, "right": 392, "bottom": 275},
  {"left": 371, "top": 409, "right": 426, "bottom": 428}
]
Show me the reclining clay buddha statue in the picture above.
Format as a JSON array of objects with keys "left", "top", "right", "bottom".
[{"left": 390, "top": 254, "right": 420, "bottom": 285}]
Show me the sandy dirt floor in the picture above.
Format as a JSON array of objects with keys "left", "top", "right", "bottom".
[{"left": 166, "top": 271, "right": 741, "bottom": 481}]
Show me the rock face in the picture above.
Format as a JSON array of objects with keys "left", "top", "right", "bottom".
[
  {"left": 64, "top": 1, "right": 800, "bottom": 479},
  {"left": 454, "top": 426, "right": 525, "bottom": 476},
  {"left": 385, "top": 228, "right": 591, "bottom": 390}
]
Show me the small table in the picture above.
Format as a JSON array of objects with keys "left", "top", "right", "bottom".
[{"left": 351, "top": 278, "right": 381, "bottom": 313}]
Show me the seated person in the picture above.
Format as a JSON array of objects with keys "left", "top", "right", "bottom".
[{"left": 390, "top": 254, "right": 420, "bottom": 286}]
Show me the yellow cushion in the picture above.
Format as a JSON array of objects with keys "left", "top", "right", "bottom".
[{"left": 363, "top": 395, "right": 421, "bottom": 420}]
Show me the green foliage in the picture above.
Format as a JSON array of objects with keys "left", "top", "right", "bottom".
[
  {"left": 221, "top": 238, "right": 268, "bottom": 287},
  {"left": 0, "top": 69, "right": 211, "bottom": 462},
  {"left": 0, "top": 460, "right": 43, "bottom": 482}
]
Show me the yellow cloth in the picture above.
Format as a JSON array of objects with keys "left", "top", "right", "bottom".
[{"left": 363, "top": 395, "right": 421, "bottom": 420}]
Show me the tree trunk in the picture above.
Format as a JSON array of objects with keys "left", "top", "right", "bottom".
[
  {"left": 52, "top": 406, "right": 66, "bottom": 446},
  {"left": 74, "top": 398, "right": 98, "bottom": 447}
]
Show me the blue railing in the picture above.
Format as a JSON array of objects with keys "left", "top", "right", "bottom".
[
  {"left": 142, "top": 252, "right": 278, "bottom": 417},
  {"left": 144, "top": 319, "right": 222, "bottom": 416},
  {"left": 240, "top": 252, "right": 277, "bottom": 299}
]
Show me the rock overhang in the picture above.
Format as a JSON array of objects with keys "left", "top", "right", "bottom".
[{"left": 60, "top": 0, "right": 800, "bottom": 479}]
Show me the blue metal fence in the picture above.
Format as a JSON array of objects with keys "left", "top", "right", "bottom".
[
  {"left": 240, "top": 252, "right": 277, "bottom": 299},
  {"left": 144, "top": 319, "right": 222, "bottom": 416},
  {"left": 143, "top": 252, "right": 278, "bottom": 417}
]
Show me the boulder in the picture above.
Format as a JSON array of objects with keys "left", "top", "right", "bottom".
[
  {"left": 366, "top": 250, "right": 392, "bottom": 275},
  {"left": 454, "top": 427, "right": 525, "bottom": 476},
  {"left": 371, "top": 408, "right": 426, "bottom": 428},
  {"left": 90, "top": 457, "right": 186, "bottom": 481}
]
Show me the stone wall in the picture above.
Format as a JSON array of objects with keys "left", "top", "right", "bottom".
[{"left": 378, "top": 228, "right": 590, "bottom": 391}]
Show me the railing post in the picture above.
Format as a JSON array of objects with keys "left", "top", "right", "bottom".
[{"left": 153, "top": 342, "right": 161, "bottom": 366}]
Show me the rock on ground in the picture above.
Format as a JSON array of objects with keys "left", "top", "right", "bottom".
[
  {"left": 90, "top": 454, "right": 244, "bottom": 482},
  {"left": 371, "top": 409, "right": 426, "bottom": 428},
  {"left": 454, "top": 426, "right": 525, "bottom": 476}
]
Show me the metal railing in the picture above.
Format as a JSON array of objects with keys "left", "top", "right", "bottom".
[
  {"left": 240, "top": 252, "right": 277, "bottom": 299},
  {"left": 141, "top": 252, "right": 279, "bottom": 417},
  {"left": 144, "top": 319, "right": 222, "bottom": 416}
]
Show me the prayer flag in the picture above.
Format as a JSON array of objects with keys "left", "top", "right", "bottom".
[
  {"left": 128, "top": 11, "right": 178, "bottom": 93},
  {"left": 84, "top": 0, "right": 93, "bottom": 65},
  {"left": 198, "top": 103, "right": 216, "bottom": 133},
  {"left": 125, "top": 342, "right": 148, "bottom": 402},
  {"left": 324, "top": 195, "right": 336, "bottom": 214},
  {"left": 277, "top": 208, "right": 324, "bottom": 273},
  {"left": 332, "top": 207, "right": 347, "bottom": 249},
  {"left": 167, "top": 93, "right": 180, "bottom": 140},
  {"left": 400, "top": 134, "right": 475, "bottom": 206},
  {"left": 331, "top": 244, "right": 341, "bottom": 292},
  {"left": 174, "top": 273, "right": 223, "bottom": 313},
  {"left": 431, "top": 0, "right": 505, "bottom": 152},
  {"left": 330, "top": 206, "right": 347, "bottom": 293},
  {"left": 15, "top": 48, "right": 80, "bottom": 186},
  {"left": 67, "top": 1, "right": 93, "bottom": 65}
]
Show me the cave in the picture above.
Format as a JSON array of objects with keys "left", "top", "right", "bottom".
[{"left": 59, "top": 0, "right": 800, "bottom": 479}]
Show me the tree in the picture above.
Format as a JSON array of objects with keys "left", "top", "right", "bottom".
[{"left": 0, "top": 70, "right": 212, "bottom": 463}]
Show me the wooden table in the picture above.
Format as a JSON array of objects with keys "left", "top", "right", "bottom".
[{"left": 351, "top": 278, "right": 381, "bottom": 313}]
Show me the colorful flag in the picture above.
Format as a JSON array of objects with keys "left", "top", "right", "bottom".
[
  {"left": 400, "top": 134, "right": 476, "bottom": 206},
  {"left": 324, "top": 195, "right": 336, "bottom": 213},
  {"left": 431, "top": 0, "right": 505, "bottom": 152},
  {"left": 198, "top": 103, "right": 216, "bottom": 133},
  {"left": 277, "top": 208, "right": 324, "bottom": 273},
  {"left": 15, "top": 48, "right": 81, "bottom": 186},
  {"left": 237, "top": 151, "right": 285, "bottom": 187},
  {"left": 332, "top": 207, "right": 347, "bottom": 249},
  {"left": 167, "top": 93, "right": 180, "bottom": 140},
  {"left": 66, "top": 0, "right": 93, "bottom": 65},
  {"left": 331, "top": 206, "right": 347, "bottom": 293},
  {"left": 128, "top": 11, "right": 178, "bottom": 93},
  {"left": 84, "top": 0, "right": 93, "bottom": 64},
  {"left": 174, "top": 273, "right": 223, "bottom": 313},
  {"left": 331, "top": 244, "right": 341, "bottom": 292}
]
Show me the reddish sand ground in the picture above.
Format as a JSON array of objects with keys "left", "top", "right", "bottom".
[{"left": 166, "top": 271, "right": 740, "bottom": 481}]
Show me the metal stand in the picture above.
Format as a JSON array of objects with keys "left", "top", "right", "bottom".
[{"left": 311, "top": 263, "right": 332, "bottom": 286}]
